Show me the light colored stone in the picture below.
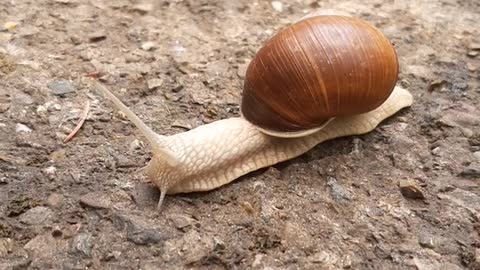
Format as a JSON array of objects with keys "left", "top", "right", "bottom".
[
  {"left": 271, "top": 1, "right": 283, "bottom": 12},
  {"left": 147, "top": 78, "right": 163, "bottom": 90},
  {"left": 0, "top": 238, "right": 13, "bottom": 256},
  {"left": 15, "top": 123, "right": 32, "bottom": 133},
  {"left": 47, "top": 193, "right": 65, "bottom": 208},
  {"left": 19, "top": 206, "right": 53, "bottom": 225},
  {"left": 141, "top": 41, "right": 157, "bottom": 51}
]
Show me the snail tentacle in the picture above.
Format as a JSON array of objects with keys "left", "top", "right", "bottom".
[{"left": 94, "top": 81, "right": 180, "bottom": 167}]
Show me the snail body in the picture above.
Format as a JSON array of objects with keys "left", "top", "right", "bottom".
[{"left": 94, "top": 15, "right": 413, "bottom": 209}]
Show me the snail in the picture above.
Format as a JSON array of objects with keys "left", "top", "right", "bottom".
[{"left": 93, "top": 15, "right": 413, "bottom": 210}]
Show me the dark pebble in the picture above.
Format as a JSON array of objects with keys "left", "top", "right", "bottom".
[
  {"left": 88, "top": 31, "right": 107, "bottom": 42},
  {"left": 127, "top": 226, "right": 164, "bottom": 246}
]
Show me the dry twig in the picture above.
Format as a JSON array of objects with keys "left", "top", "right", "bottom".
[{"left": 63, "top": 100, "right": 90, "bottom": 143}]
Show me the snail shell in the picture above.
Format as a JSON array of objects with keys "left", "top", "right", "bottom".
[{"left": 241, "top": 15, "right": 399, "bottom": 137}]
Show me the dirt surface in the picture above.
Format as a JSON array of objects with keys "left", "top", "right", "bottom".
[{"left": 1, "top": 0, "right": 479, "bottom": 269}]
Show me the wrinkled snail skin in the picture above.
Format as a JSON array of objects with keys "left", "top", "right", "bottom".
[
  {"left": 165, "top": 86, "right": 412, "bottom": 194},
  {"left": 95, "top": 83, "right": 413, "bottom": 209},
  {"left": 93, "top": 15, "right": 412, "bottom": 210}
]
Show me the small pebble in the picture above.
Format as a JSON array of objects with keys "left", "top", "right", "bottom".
[
  {"left": 473, "top": 151, "right": 480, "bottom": 161},
  {"left": 428, "top": 80, "right": 448, "bottom": 92},
  {"left": 129, "top": 139, "right": 144, "bottom": 151},
  {"left": 70, "top": 34, "right": 81, "bottom": 45},
  {"left": 413, "top": 257, "right": 438, "bottom": 270},
  {"left": 42, "top": 166, "right": 56, "bottom": 178},
  {"left": 240, "top": 201, "right": 255, "bottom": 215},
  {"left": 418, "top": 232, "right": 435, "bottom": 249},
  {"left": 431, "top": 147, "right": 441, "bottom": 156},
  {"left": 15, "top": 123, "right": 32, "bottom": 133},
  {"left": 213, "top": 237, "right": 225, "bottom": 251},
  {"left": 36, "top": 105, "right": 47, "bottom": 114},
  {"left": 147, "top": 78, "right": 163, "bottom": 90},
  {"left": 127, "top": 226, "right": 164, "bottom": 245},
  {"left": 467, "top": 50, "right": 479, "bottom": 58},
  {"left": 474, "top": 248, "right": 480, "bottom": 267},
  {"left": 3, "top": 22, "right": 17, "bottom": 31},
  {"left": 131, "top": 3, "right": 153, "bottom": 14},
  {"left": 47, "top": 193, "right": 65, "bottom": 208},
  {"left": 252, "top": 180, "right": 267, "bottom": 192},
  {"left": 439, "top": 110, "right": 479, "bottom": 128},
  {"left": 88, "top": 31, "right": 107, "bottom": 42},
  {"left": 467, "top": 62, "right": 476, "bottom": 72},
  {"left": 252, "top": 254, "right": 264, "bottom": 268},
  {"left": 467, "top": 43, "right": 480, "bottom": 58},
  {"left": 47, "top": 80, "right": 76, "bottom": 96},
  {"left": 70, "top": 233, "right": 93, "bottom": 257},
  {"left": 141, "top": 41, "right": 157, "bottom": 51},
  {"left": 171, "top": 120, "right": 192, "bottom": 130},
  {"left": 79, "top": 192, "right": 112, "bottom": 209},
  {"left": 0, "top": 96, "right": 10, "bottom": 113},
  {"left": 169, "top": 214, "right": 193, "bottom": 231},
  {"left": 0, "top": 238, "right": 13, "bottom": 256},
  {"left": 271, "top": 1, "right": 283, "bottom": 12},
  {"left": 172, "top": 44, "right": 186, "bottom": 54},
  {"left": 63, "top": 223, "right": 82, "bottom": 239},
  {"left": 309, "top": 251, "right": 332, "bottom": 264},
  {"left": 115, "top": 154, "right": 137, "bottom": 168},
  {"left": 452, "top": 81, "right": 468, "bottom": 92},
  {"left": 327, "top": 177, "right": 352, "bottom": 203},
  {"left": 342, "top": 255, "right": 353, "bottom": 269},
  {"left": 103, "top": 250, "right": 122, "bottom": 261},
  {"left": 19, "top": 206, "right": 53, "bottom": 225},
  {"left": 24, "top": 233, "right": 61, "bottom": 258},
  {"left": 459, "top": 165, "right": 480, "bottom": 179},
  {"left": 172, "top": 85, "right": 184, "bottom": 93},
  {"left": 461, "top": 127, "right": 474, "bottom": 138}
]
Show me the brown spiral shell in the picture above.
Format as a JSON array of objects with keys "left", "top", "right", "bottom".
[{"left": 240, "top": 15, "right": 399, "bottom": 137}]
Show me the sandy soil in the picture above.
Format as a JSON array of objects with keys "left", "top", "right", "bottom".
[{"left": 0, "top": 0, "right": 479, "bottom": 269}]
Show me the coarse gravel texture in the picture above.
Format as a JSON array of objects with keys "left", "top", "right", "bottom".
[{"left": 0, "top": 0, "right": 479, "bottom": 269}]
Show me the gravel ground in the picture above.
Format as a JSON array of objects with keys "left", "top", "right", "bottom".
[{"left": 0, "top": 0, "right": 479, "bottom": 269}]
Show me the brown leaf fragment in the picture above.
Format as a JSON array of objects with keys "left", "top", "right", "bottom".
[{"left": 399, "top": 180, "right": 426, "bottom": 200}]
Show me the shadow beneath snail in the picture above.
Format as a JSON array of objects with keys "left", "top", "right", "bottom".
[
  {"left": 270, "top": 108, "right": 411, "bottom": 172},
  {"left": 138, "top": 105, "right": 413, "bottom": 212}
]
